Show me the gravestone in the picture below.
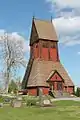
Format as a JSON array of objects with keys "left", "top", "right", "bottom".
[
  {"left": 39, "top": 88, "right": 52, "bottom": 107},
  {"left": 11, "top": 96, "right": 22, "bottom": 108},
  {"left": 11, "top": 100, "right": 22, "bottom": 107},
  {"left": 43, "top": 99, "right": 51, "bottom": 105},
  {"left": 0, "top": 103, "right": 3, "bottom": 108}
]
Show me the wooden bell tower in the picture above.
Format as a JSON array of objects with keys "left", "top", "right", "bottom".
[{"left": 22, "top": 18, "right": 74, "bottom": 96}]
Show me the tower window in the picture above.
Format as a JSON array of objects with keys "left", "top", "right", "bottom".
[
  {"left": 43, "top": 43, "right": 48, "bottom": 48},
  {"left": 51, "top": 43, "right": 56, "bottom": 48}
]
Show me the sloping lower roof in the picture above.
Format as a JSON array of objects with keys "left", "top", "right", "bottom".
[
  {"left": 33, "top": 19, "right": 58, "bottom": 41},
  {"left": 27, "top": 59, "right": 74, "bottom": 87}
]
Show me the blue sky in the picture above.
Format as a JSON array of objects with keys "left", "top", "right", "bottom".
[
  {"left": 0, "top": 0, "right": 51, "bottom": 33},
  {"left": 0, "top": 0, "right": 80, "bottom": 87}
]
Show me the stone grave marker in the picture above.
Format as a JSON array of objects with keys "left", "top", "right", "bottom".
[
  {"left": 0, "top": 103, "right": 3, "bottom": 108},
  {"left": 11, "top": 96, "right": 22, "bottom": 108},
  {"left": 39, "top": 88, "right": 52, "bottom": 107},
  {"left": 43, "top": 99, "right": 51, "bottom": 105}
]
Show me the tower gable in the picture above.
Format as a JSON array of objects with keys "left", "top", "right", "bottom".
[
  {"left": 34, "top": 19, "right": 58, "bottom": 41},
  {"left": 30, "top": 18, "right": 58, "bottom": 46},
  {"left": 47, "top": 70, "right": 64, "bottom": 82}
]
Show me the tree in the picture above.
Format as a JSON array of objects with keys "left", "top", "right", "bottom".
[
  {"left": 0, "top": 32, "right": 27, "bottom": 93},
  {"left": 75, "top": 87, "right": 80, "bottom": 97},
  {"left": 8, "top": 80, "right": 18, "bottom": 94}
]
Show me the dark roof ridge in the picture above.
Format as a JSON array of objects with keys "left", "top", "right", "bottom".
[{"left": 33, "top": 18, "right": 52, "bottom": 23}]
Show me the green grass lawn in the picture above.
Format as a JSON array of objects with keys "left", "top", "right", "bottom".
[{"left": 0, "top": 100, "right": 80, "bottom": 120}]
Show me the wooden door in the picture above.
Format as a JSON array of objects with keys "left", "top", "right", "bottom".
[{"left": 57, "top": 82, "right": 63, "bottom": 90}]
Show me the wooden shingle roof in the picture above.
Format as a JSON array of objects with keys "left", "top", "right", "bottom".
[
  {"left": 34, "top": 19, "right": 58, "bottom": 41},
  {"left": 30, "top": 18, "right": 58, "bottom": 45},
  {"left": 27, "top": 59, "right": 74, "bottom": 87}
]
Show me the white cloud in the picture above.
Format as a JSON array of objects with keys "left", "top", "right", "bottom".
[
  {"left": 0, "top": 30, "right": 6, "bottom": 36},
  {"left": 46, "top": 0, "right": 80, "bottom": 46},
  {"left": 53, "top": 17, "right": 80, "bottom": 35},
  {"left": 47, "top": 0, "right": 80, "bottom": 8},
  {"left": 0, "top": 30, "right": 29, "bottom": 52},
  {"left": 53, "top": 17, "right": 80, "bottom": 46},
  {"left": 46, "top": 0, "right": 80, "bottom": 17},
  {"left": 25, "top": 40, "right": 30, "bottom": 52}
]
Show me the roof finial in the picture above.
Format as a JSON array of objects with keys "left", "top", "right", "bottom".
[
  {"left": 33, "top": 15, "right": 35, "bottom": 20},
  {"left": 32, "top": 12, "right": 35, "bottom": 20},
  {"left": 51, "top": 16, "right": 53, "bottom": 23}
]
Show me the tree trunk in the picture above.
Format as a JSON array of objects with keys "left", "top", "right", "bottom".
[{"left": 4, "top": 67, "right": 10, "bottom": 93}]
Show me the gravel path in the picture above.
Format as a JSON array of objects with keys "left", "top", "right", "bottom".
[{"left": 51, "top": 97, "right": 80, "bottom": 102}]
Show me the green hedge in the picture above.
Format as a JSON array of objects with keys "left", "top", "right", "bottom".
[
  {"left": 0, "top": 96, "right": 4, "bottom": 103},
  {"left": 26, "top": 99, "right": 37, "bottom": 106},
  {"left": 0, "top": 95, "right": 16, "bottom": 104},
  {"left": 25, "top": 96, "right": 39, "bottom": 106}
]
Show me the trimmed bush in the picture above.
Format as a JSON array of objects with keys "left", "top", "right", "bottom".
[
  {"left": 0, "top": 95, "right": 16, "bottom": 104},
  {"left": 0, "top": 96, "right": 4, "bottom": 103},
  {"left": 22, "top": 95, "right": 28, "bottom": 103},
  {"left": 27, "top": 99, "right": 36, "bottom": 106},
  {"left": 26, "top": 96, "right": 39, "bottom": 106}
]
